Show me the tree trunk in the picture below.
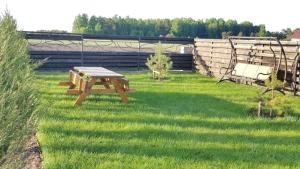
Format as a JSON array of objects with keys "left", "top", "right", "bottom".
[{"left": 257, "top": 101, "right": 261, "bottom": 117}]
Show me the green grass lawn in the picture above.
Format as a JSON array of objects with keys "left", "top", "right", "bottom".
[{"left": 37, "top": 72, "right": 300, "bottom": 169}]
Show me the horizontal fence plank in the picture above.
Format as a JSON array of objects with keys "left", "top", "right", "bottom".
[
  {"left": 26, "top": 31, "right": 194, "bottom": 71},
  {"left": 31, "top": 51, "right": 193, "bottom": 71},
  {"left": 194, "top": 38, "right": 300, "bottom": 87}
]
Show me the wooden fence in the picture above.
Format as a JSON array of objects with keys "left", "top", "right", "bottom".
[
  {"left": 194, "top": 38, "right": 300, "bottom": 83},
  {"left": 31, "top": 51, "right": 193, "bottom": 71},
  {"left": 25, "top": 32, "right": 194, "bottom": 71},
  {"left": 27, "top": 31, "right": 300, "bottom": 87}
]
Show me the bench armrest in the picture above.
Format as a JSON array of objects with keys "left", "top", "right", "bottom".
[
  {"left": 256, "top": 72, "right": 271, "bottom": 81},
  {"left": 219, "top": 67, "right": 236, "bottom": 75}
]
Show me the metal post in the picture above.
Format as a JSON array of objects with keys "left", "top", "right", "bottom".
[
  {"left": 138, "top": 36, "right": 141, "bottom": 71},
  {"left": 192, "top": 42, "right": 196, "bottom": 72},
  {"left": 81, "top": 35, "right": 84, "bottom": 66}
]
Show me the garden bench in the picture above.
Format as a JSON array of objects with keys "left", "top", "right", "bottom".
[
  {"left": 219, "top": 63, "right": 273, "bottom": 83},
  {"left": 218, "top": 36, "right": 289, "bottom": 95},
  {"left": 59, "top": 67, "right": 134, "bottom": 106}
]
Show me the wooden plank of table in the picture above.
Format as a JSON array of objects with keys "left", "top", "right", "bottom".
[
  {"left": 69, "top": 70, "right": 77, "bottom": 89},
  {"left": 70, "top": 70, "right": 83, "bottom": 87},
  {"left": 74, "top": 67, "right": 109, "bottom": 72},
  {"left": 63, "top": 81, "right": 109, "bottom": 87},
  {"left": 85, "top": 73, "right": 124, "bottom": 78},
  {"left": 74, "top": 66, "right": 124, "bottom": 78},
  {"left": 67, "top": 89, "right": 116, "bottom": 95},
  {"left": 58, "top": 71, "right": 77, "bottom": 88},
  {"left": 59, "top": 81, "right": 73, "bottom": 86},
  {"left": 74, "top": 67, "right": 118, "bottom": 75}
]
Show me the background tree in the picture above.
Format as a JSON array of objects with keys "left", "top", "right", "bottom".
[
  {"left": 87, "top": 15, "right": 98, "bottom": 33},
  {"left": 72, "top": 14, "right": 89, "bottom": 33},
  {"left": 256, "top": 24, "right": 266, "bottom": 37},
  {"left": 283, "top": 28, "right": 293, "bottom": 40},
  {"left": 225, "top": 19, "right": 238, "bottom": 35},
  {"left": 94, "top": 23, "right": 102, "bottom": 33},
  {"left": 71, "top": 14, "right": 294, "bottom": 40}
]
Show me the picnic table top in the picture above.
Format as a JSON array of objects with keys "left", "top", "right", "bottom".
[{"left": 74, "top": 67, "right": 124, "bottom": 78}]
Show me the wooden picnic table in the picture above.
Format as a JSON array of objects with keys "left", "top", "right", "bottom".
[{"left": 59, "top": 67, "right": 133, "bottom": 106}]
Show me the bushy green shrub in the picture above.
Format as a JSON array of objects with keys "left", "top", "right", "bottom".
[
  {"left": 253, "top": 71, "right": 293, "bottom": 117},
  {"left": 146, "top": 42, "right": 172, "bottom": 80},
  {"left": 0, "top": 12, "right": 39, "bottom": 168}
]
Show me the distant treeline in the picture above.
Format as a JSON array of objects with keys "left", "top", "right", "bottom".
[{"left": 72, "top": 14, "right": 293, "bottom": 39}]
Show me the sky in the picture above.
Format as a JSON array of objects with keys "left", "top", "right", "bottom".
[{"left": 0, "top": 0, "right": 299, "bottom": 32}]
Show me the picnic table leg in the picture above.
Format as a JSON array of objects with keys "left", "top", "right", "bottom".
[
  {"left": 75, "top": 78, "right": 97, "bottom": 106},
  {"left": 111, "top": 78, "right": 128, "bottom": 103},
  {"left": 75, "top": 93, "right": 88, "bottom": 106}
]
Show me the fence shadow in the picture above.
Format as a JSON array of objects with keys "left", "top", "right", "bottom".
[{"left": 40, "top": 89, "right": 300, "bottom": 167}]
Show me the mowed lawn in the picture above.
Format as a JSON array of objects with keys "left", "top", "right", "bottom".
[{"left": 37, "top": 72, "right": 300, "bottom": 169}]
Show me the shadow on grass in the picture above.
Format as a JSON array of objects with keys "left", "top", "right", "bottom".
[
  {"left": 43, "top": 90, "right": 300, "bottom": 131},
  {"left": 43, "top": 91, "right": 249, "bottom": 116},
  {"left": 40, "top": 81, "right": 300, "bottom": 167},
  {"left": 42, "top": 131, "right": 299, "bottom": 166},
  {"left": 43, "top": 126, "right": 300, "bottom": 147}
]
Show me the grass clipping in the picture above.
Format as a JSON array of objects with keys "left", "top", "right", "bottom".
[{"left": 0, "top": 12, "right": 39, "bottom": 168}]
